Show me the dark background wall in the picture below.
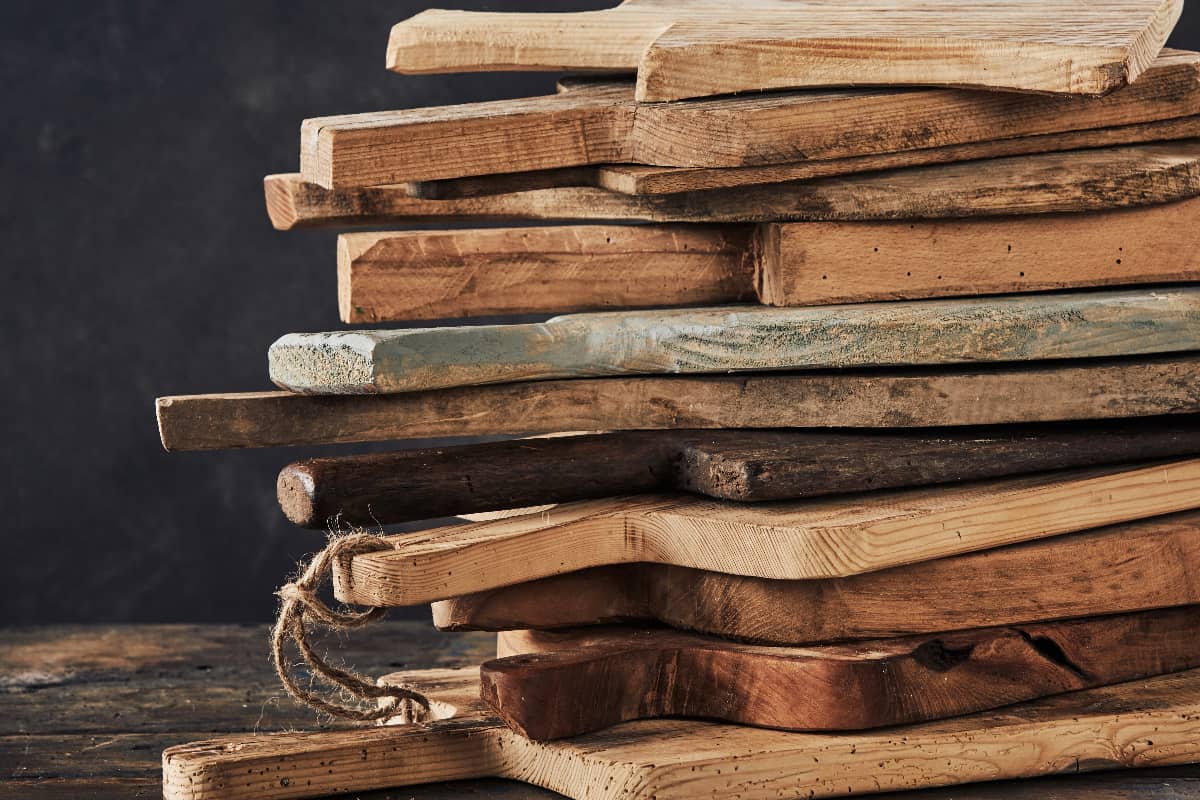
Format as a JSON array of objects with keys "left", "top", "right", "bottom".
[{"left": 2, "top": 2, "right": 1199, "bottom": 624}]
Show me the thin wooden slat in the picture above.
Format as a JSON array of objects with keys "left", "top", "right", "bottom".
[
  {"left": 155, "top": 355, "right": 1200, "bottom": 451},
  {"left": 387, "top": 1, "right": 1182, "bottom": 101},
  {"left": 339, "top": 460, "right": 1200, "bottom": 606},
  {"left": 269, "top": 288, "right": 1200, "bottom": 395},
  {"left": 305, "top": 52, "right": 1200, "bottom": 187}
]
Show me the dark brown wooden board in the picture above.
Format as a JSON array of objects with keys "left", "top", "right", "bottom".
[
  {"left": 434, "top": 513, "right": 1200, "bottom": 644},
  {"left": 482, "top": 607, "right": 1200, "bottom": 740},
  {"left": 279, "top": 418, "right": 1200, "bottom": 528}
]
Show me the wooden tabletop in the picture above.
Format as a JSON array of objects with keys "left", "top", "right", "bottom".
[{"left": 3, "top": 624, "right": 1199, "bottom": 799}]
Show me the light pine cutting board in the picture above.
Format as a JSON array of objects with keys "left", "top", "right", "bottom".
[{"left": 386, "top": 0, "right": 1182, "bottom": 101}]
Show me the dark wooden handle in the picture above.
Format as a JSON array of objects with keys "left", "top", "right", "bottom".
[{"left": 481, "top": 607, "right": 1200, "bottom": 740}]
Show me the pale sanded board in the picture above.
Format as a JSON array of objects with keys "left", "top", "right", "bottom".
[
  {"left": 268, "top": 140, "right": 1200, "bottom": 229},
  {"left": 304, "top": 51, "right": 1200, "bottom": 187},
  {"left": 339, "top": 199, "right": 1200, "bottom": 322},
  {"left": 269, "top": 288, "right": 1200, "bottom": 394},
  {"left": 335, "top": 459, "right": 1200, "bottom": 606},
  {"left": 155, "top": 356, "right": 1200, "bottom": 451},
  {"left": 387, "top": 1, "right": 1182, "bottom": 101},
  {"left": 162, "top": 666, "right": 1200, "bottom": 800}
]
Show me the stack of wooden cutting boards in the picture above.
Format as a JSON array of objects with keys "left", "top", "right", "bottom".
[{"left": 159, "top": 2, "right": 1200, "bottom": 799}]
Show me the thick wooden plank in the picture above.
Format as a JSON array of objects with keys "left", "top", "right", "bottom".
[
  {"left": 278, "top": 419, "right": 1200, "bottom": 527},
  {"left": 337, "top": 199, "right": 1200, "bottom": 322},
  {"left": 269, "top": 288, "right": 1200, "bottom": 395},
  {"left": 161, "top": 667, "right": 1200, "bottom": 800},
  {"left": 337, "top": 460, "right": 1200, "bottom": 606},
  {"left": 307, "top": 51, "right": 1200, "bottom": 188},
  {"left": 156, "top": 355, "right": 1200, "bottom": 451},
  {"left": 436, "top": 514, "right": 1200, "bottom": 643},
  {"left": 267, "top": 141, "right": 1200, "bottom": 229},
  {"left": 485, "top": 608, "right": 1200, "bottom": 739},
  {"left": 387, "top": 1, "right": 1181, "bottom": 101}
]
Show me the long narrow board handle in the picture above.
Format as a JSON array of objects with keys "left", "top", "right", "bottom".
[
  {"left": 434, "top": 513, "right": 1200, "bottom": 643},
  {"left": 338, "top": 459, "right": 1200, "bottom": 606},
  {"left": 482, "top": 607, "right": 1200, "bottom": 740},
  {"left": 280, "top": 419, "right": 1200, "bottom": 527},
  {"left": 269, "top": 288, "right": 1200, "bottom": 395}
]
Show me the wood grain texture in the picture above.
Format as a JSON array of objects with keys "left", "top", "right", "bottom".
[
  {"left": 267, "top": 140, "right": 1200, "bottom": 228},
  {"left": 386, "top": 1, "right": 1182, "bottom": 101},
  {"left": 336, "top": 199, "right": 1200, "bottom": 321},
  {"left": 335, "top": 459, "right": 1200, "bottom": 606},
  {"left": 338, "top": 225, "right": 754, "bottom": 323},
  {"left": 156, "top": 355, "right": 1200, "bottom": 451},
  {"left": 485, "top": 608, "right": 1200, "bottom": 739},
  {"left": 279, "top": 419, "right": 1200, "bottom": 527},
  {"left": 305, "top": 52, "right": 1200, "bottom": 187},
  {"left": 161, "top": 666, "right": 1200, "bottom": 800},
  {"left": 436, "top": 513, "right": 1200, "bottom": 643},
  {"left": 269, "top": 288, "right": 1200, "bottom": 395}
]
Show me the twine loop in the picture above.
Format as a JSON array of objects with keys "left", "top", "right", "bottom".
[{"left": 271, "top": 532, "right": 431, "bottom": 723}]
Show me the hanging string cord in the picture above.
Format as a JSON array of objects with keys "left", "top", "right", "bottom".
[{"left": 271, "top": 532, "right": 431, "bottom": 723}]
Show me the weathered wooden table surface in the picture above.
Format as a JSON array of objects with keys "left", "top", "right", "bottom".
[{"left": 2, "top": 624, "right": 1200, "bottom": 799}]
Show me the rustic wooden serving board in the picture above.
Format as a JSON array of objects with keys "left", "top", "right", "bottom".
[
  {"left": 268, "top": 140, "right": 1200, "bottom": 229},
  {"left": 334, "top": 460, "right": 1200, "bottom": 607},
  {"left": 162, "top": 667, "right": 1200, "bottom": 800},
  {"left": 156, "top": 356, "right": 1200, "bottom": 451},
  {"left": 304, "top": 51, "right": 1200, "bottom": 187},
  {"left": 485, "top": 608, "right": 1200, "bottom": 739},
  {"left": 437, "top": 513, "right": 1200, "bottom": 643},
  {"left": 386, "top": 1, "right": 1181, "bottom": 101},
  {"left": 340, "top": 200, "right": 1200, "bottom": 322},
  {"left": 279, "top": 419, "right": 1200, "bottom": 527},
  {"left": 270, "top": 288, "right": 1200, "bottom": 395}
]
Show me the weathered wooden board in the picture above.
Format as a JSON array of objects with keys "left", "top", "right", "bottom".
[
  {"left": 387, "top": 1, "right": 1182, "bottom": 101},
  {"left": 436, "top": 513, "right": 1200, "bottom": 643},
  {"left": 305, "top": 51, "right": 1200, "bottom": 187},
  {"left": 335, "top": 459, "right": 1200, "bottom": 606},
  {"left": 279, "top": 419, "right": 1200, "bottom": 527},
  {"left": 485, "top": 608, "right": 1200, "bottom": 739},
  {"left": 156, "top": 355, "right": 1200, "bottom": 451},
  {"left": 339, "top": 199, "right": 1200, "bottom": 322},
  {"left": 270, "top": 288, "right": 1200, "bottom": 395},
  {"left": 162, "top": 667, "right": 1200, "bottom": 800},
  {"left": 268, "top": 141, "right": 1200, "bottom": 229},
  {"left": 411, "top": 114, "right": 1200, "bottom": 198}
]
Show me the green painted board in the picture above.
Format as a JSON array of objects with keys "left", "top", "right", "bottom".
[{"left": 269, "top": 288, "right": 1200, "bottom": 394}]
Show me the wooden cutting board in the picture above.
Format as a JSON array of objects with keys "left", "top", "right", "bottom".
[
  {"left": 162, "top": 666, "right": 1200, "bottom": 800},
  {"left": 155, "top": 355, "right": 1200, "bottom": 451},
  {"left": 269, "top": 288, "right": 1200, "bottom": 395},
  {"left": 278, "top": 419, "right": 1200, "bottom": 527},
  {"left": 386, "top": 1, "right": 1181, "bottom": 101},
  {"left": 304, "top": 51, "right": 1200, "bottom": 187},
  {"left": 333, "top": 459, "right": 1200, "bottom": 607},
  {"left": 339, "top": 200, "right": 1200, "bottom": 322},
  {"left": 410, "top": 112, "right": 1200, "bottom": 197},
  {"left": 436, "top": 513, "right": 1200, "bottom": 643},
  {"left": 485, "top": 608, "right": 1200, "bottom": 739},
  {"left": 268, "top": 140, "right": 1200, "bottom": 229}
]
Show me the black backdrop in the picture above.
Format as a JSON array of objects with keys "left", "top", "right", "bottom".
[{"left": 3, "top": 1, "right": 1198, "bottom": 624}]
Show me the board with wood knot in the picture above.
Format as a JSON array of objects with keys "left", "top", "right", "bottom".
[
  {"left": 435, "top": 512, "right": 1200, "bottom": 643},
  {"left": 161, "top": 666, "right": 1200, "bottom": 800},
  {"left": 338, "top": 199, "right": 1200, "bottom": 322},
  {"left": 269, "top": 287, "right": 1200, "bottom": 395},
  {"left": 267, "top": 140, "right": 1200, "bottom": 229},
  {"left": 484, "top": 607, "right": 1200, "bottom": 739},
  {"left": 386, "top": 1, "right": 1182, "bottom": 101},
  {"left": 278, "top": 418, "right": 1200, "bottom": 528},
  {"left": 333, "top": 459, "right": 1200, "bottom": 607}
]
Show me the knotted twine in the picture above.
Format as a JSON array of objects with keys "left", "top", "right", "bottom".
[{"left": 271, "top": 532, "right": 431, "bottom": 723}]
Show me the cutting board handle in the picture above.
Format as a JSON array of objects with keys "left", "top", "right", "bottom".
[{"left": 162, "top": 717, "right": 503, "bottom": 800}]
